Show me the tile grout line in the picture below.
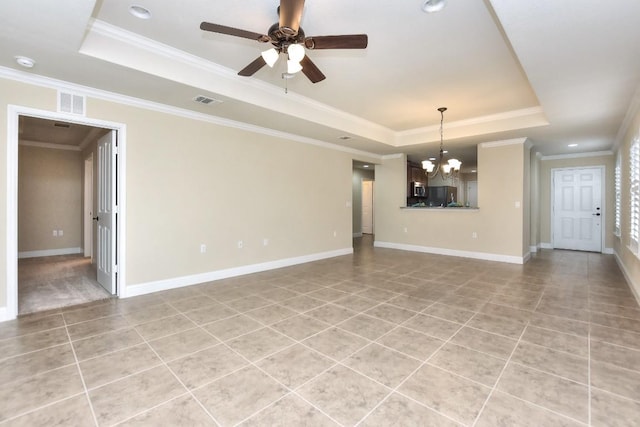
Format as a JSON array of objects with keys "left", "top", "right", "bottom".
[
  {"left": 353, "top": 309, "right": 475, "bottom": 426},
  {"left": 469, "top": 320, "right": 530, "bottom": 427},
  {"left": 165, "top": 294, "right": 347, "bottom": 426},
  {"left": 122, "top": 322, "right": 225, "bottom": 426},
  {"left": 62, "top": 314, "right": 101, "bottom": 427}
]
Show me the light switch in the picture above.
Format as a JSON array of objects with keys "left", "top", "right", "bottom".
[{"left": 515, "top": 201, "right": 521, "bottom": 208}]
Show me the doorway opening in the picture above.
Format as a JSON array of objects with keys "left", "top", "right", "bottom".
[
  {"left": 352, "top": 161, "right": 375, "bottom": 252},
  {"left": 551, "top": 166, "right": 604, "bottom": 252},
  {"left": 6, "top": 105, "right": 126, "bottom": 320}
]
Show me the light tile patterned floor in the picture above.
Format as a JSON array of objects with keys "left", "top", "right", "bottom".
[{"left": 1, "top": 238, "right": 640, "bottom": 426}]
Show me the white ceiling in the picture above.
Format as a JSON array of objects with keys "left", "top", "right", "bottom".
[{"left": 2, "top": 0, "right": 640, "bottom": 168}]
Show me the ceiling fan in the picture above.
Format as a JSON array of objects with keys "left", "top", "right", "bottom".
[{"left": 200, "top": 0, "right": 368, "bottom": 83}]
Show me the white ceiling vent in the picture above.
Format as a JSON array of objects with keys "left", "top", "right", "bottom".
[
  {"left": 193, "top": 95, "right": 222, "bottom": 105},
  {"left": 58, "top": 91, "right": 86, "bottom": 115}
]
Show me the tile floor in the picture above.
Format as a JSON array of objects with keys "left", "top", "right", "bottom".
[{"left": 2, "top": 238, "right": 640, "bottom": 426}]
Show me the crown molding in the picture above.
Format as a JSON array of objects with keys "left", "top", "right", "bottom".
[
  {"left": 394, "top": 107, "right": 548, "bottom": 147},
  {"left": 19, "top": 140, "right": 81, "bottom": 151},
  {"left": 540, "top": 150, "right": 614, "bottom": 160},
  {"left": 0, "top": 66, "right": 384, "bottom": 160},
  {"left": 479, "top": 137, "right": 528, "bottom": 148}
]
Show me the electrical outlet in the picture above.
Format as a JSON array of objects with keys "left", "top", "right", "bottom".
[
  {"left": 403, "top": 227, "right": 408, "bottom": 233},
  {"left": 333, "top": 231, "right": 337, "bottom": 237},
  {"left": 58, "top": 229, "right": 63, "bottom": 237},
  {"left": 200, "top": 244, "right": 206, "bottom": 253},
  {"left": 237, "top": 240, "right": 244, "bottom": 249},
  {"left": 472, "top": 232, "right": 478, "bottom": 238},
  {"left": 263, "top": 238, "right": 269, "bottom": 246},
  {"left": 52, "top": 230, "right": 58, "bottom": 237}
]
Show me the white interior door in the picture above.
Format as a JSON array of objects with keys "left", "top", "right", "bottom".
[
  {"left": 552, "top": 168, "right": 602, "bottom": 252},
  {"left": 97, "top": 131, "right": 117, "bottom": 294},
  {"left": 83, "top": 154, "right": 93, "bottom": 258},
  {"left": 362, "top": 180, "right": 374, "bottom": 234}
]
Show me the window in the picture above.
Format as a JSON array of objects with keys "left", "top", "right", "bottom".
[
  {"left": 630, "top": 138, "right": 640, "bottom": 253},
  {"left": 615, "top": 153, "right": 621, "bottom": 237}
]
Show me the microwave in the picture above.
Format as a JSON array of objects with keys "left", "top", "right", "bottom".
[{"left": 413, "top": 183, "right": 426, "bottom": 197}]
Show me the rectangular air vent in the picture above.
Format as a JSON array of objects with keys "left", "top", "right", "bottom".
[
  {"left": 193, "top": 95, "right": 222, "bottom": 105},
  {"left": 58, "top": 91, "right": 86, "bottom": 115}
]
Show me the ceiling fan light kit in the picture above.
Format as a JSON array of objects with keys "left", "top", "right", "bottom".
[
  {"left": 261, "top": 48, "right": 279, "bottom": 67},
  {"left": 199, "top": 0, "right": 368, "bottom": 83}
]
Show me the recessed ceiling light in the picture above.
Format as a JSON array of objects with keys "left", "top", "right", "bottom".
[
  {"left": 442, "top": 150, "right": 448, "bottom": 154},
  {"left": 429, "top": 157, "right": 436, "bottom": 161},
  {"left": 363, "top": 165, "right": 370, "bottom": 168},
  {"left": 471, "top": 169, "right": 477, "bottom": 173},
  {"left": 15, "top": 56, "right": 35, "bottom": 68},
  {"left": 568, "top": 143, "right": 578, "bottom": 147},
  {"left": 422, "top": 0, "right": 447, "bottom": 13},
  {"left": 129, "top": 5, "right": 152, "bottom": 19}
]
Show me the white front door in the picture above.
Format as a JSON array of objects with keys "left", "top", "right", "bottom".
[
  {"left": 552, "top": 167, "right": 602, "bottom": 252},
  {"left": 97, "top": 131, "right": 117, "bottom": 294},
  {"left": 362, "top": 180, "right": 374, "bottom": 234}
]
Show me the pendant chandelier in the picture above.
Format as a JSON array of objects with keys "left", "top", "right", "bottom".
[{"left": 422, "top": 107, "right": 461, "bottom": 181}]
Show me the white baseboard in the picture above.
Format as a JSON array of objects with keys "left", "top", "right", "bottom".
[
  {"left": 352, "top": 232, "right": 363, "bottom": 238},
  {"left": 18, "top": 247, "right": 83, "bottom": 259},
  {"left": 0, "top": 306, "right": 8, "bottom": 322},
  {"left": 603, "top": 247, "right": 614, "bottom": 254},
  {"left": 613, "top": 250, "right": 640, "bottom": 306},
  {"left": 529, "top": 245, "right": 539, "bottom": 253},
  {"left": 123, "top": 247, "right": 354, "bottom": 298},
  {"left": 373, "top": 241, "right": 526, "bottom": 265}
]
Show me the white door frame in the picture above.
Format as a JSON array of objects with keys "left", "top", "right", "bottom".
[
  {"left": 6, "top": 105, "right": 127, "bottom": 320},
  {"left": 83, "top": 153, "right": 93, "bottom": 259},
  {"left": 550, "top": 166, "right": 605, "bottom": 252}
]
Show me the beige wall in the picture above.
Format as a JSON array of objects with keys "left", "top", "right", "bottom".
[
  {"left": 374, "top": 140, "right": 528, "bottom": 261},
  {"left": 18, "top": 145, "right": 83, "bottom": 253},
  {"left": 539, "top": 154, "right": 615, "bottom": 249},
  {"left": 614, "top": 108, "right": 640, "bottom": 299},
  {"left": 0, "top": 77, "right": 355, "bottom": 312}
]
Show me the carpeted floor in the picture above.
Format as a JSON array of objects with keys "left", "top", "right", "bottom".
[{"left": 18, "top": 254, "right": 112, "bottom": 315}]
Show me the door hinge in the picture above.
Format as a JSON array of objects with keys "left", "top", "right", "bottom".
[
  {"left": 113, "top": 265, "right": 118, "bottom": 273},
  {"left": 114, "top": 147, "right": 119, "bottom": 155}
]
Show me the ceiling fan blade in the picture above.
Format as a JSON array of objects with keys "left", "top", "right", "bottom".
[
  {"left": 304, "top": 34, "right": 368, "bottom": 50},
  {"left": 300, "top": 56, "right": 326, "bottom": 83},
  {"left": 279, "top": 0, "right": 305, "bottom": 35},
  {"left": 238, "top": 56, "right": 267, "bottom": 77},
  {"left": 200, "top": 22, "right": 269, "bottom": 42}
]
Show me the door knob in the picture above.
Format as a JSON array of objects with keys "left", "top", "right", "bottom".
[
  {"left": 592, "top": 213, "right": 601, "bottom": 216},
  {"left": 92, "top": 216, "right": 100, "bottom": 221}
]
